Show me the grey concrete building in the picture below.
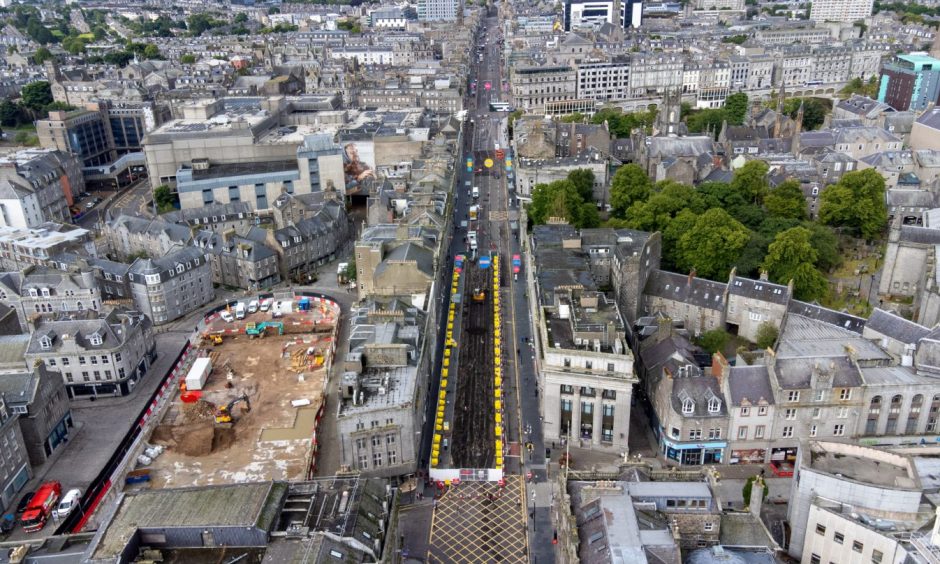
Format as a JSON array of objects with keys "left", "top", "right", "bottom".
[
  {"left": 103, "top": 215, "right": 193, "bottom": 263},
  {"left": 193, "top": 228, "right": 281, "bottom": 290},
  {"left": 0, "top": 364, "right": 73, "bottom": 466},
  {"left": 0, "top": 266, "right": 101, "bottom": 332},
  {"left": 0, "top": 395, "right": 30, "bottom": 514},
  {"left": 127, "top": 247, "right": 214, "bottom": 325},
  {"left": 337, "top": 300, "right": 428, "bottom": 477},
  {"left": 26, "top": 308, "right": 156, "bottom": 398},
  {"left": 514, "top": 153, "right": 610, "bottom": 201}
]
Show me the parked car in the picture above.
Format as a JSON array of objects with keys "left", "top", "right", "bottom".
[
  {"left": 52, "top": 489, "right": 81, "bottom": 520},
  {"left": 15, "top": 493, "right": 33, "bottom": 515},
  {"left": 220, "top": 311, "right": 234, "bottom": 323}
]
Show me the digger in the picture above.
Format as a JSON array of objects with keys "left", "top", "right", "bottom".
[
  {"left": 214, "top": 395, "right": 251, "bottom": 427},
  {"left": 201, "top": 332, "right": 224, "bottom": 346}
]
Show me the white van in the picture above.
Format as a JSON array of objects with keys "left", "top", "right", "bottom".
[
  {"left": 472, "top": 186, "right": 480, "bottom": 199},
  {"left": 468, "top": 230, "right": 478, "bottom": 251},
  {"left": 248, "top": 300, "right": 259, "bottom": 314},
  {"left": 259, "top": 299, "right": 272, "bottom": 312},
  {"left": 220, "top": 311, "right": 234, "bottom": 322},
  {"left": 235, "top": 302, "right": 246, "bottom": 319}
]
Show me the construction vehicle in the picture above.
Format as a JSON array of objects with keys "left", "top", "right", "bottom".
[
  {"left": 214, "top": 395, "right": 251, "bottom": 426},
  {"left": 201, "top": 333, "right": 224, "bottom": 346},
  {"left": 245, "top": 321, "right": 284, "bottom": 338},
  {"left": 472, "top": 287, "right": 486, "bottom": 302}
]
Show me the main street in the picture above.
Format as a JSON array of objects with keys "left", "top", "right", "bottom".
[{"left": 420, "top": 4, "right": 555, "bottom": 562}]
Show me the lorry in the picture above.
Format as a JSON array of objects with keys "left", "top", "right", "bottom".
[
  {"left": 20, "top": 481, "right": 61, "bottom": 533},
  {"left": 234, "top": 302, "right": 246, "bottom": 320},
  {"left": 468, "top": 230, "right": 478, "bottom": 251},
  {"left": 185, "top": 357, "right": 212, "bottom": 391}
]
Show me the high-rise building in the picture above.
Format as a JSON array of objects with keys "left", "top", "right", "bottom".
[
  {"left": 878, "top": 53, "right": 940, "bottom": 111},
  {"left": 809, "top": 0, "right": 874, "bottom": 22},
  {"left": 417, "top": 0, "right": 457, "bottom": 21},
  {"left": 564, "top": 0, "right": 641, "bottom": 30},
  {"left": 622, "top": 0, "right": 643, "bottom": 28}
]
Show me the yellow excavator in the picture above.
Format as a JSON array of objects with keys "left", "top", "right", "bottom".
[
  {"left": 214, "top": 395, "right": 251, "bottom": 426},
  {"left": 201, "top": 332, "right": 224, "bottom": 346}
]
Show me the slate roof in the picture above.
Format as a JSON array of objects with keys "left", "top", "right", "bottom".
[
  {"left": 900, "top": 226, "right": 940, "bottom": 245},
  {"left": 727, "top": 365, "right": 774, "bottom": 406},
  {"left": 672, "top": 376, "right": 727, "bottom": 417},
  {"left": 645, "top": 136, "right": 714, "bottom": 158},
  {"left": 728, "top": 275, "right": 789, "bottom": 305},
  {"left": 887, "top": 189, "right": 940, "bottom": 209},
  {"left": 777, "top": 314, "right": 891, "bottom": 362},
  {"left": 836, "top": 95, "right": 893, "bottom": 119},
  {"left": 865, "top": 308, "right": 930, "bottom": 345},
  {"left": 109, "top": 215, "right": 192, "bottom": 246},
  {"left": 162, "top": 202, "right": 254, "bottom": 225},
  {"left": 915, "top": 108, "right": 940, "bottom": 131},
  {"left": 644, "top": 270, "right": 726, "bottom": 311},
  {"left": 773, "top": 355, "right": 862, "bottom": 389},
  {"left": 376, "top": 242, "right": 434, "bottom": 277},
  {"left": 787, "top": 300, "right": 866, "bottom": 334},
  {"left": 25, "top": 308, "right": 149, "bottom": 355}
]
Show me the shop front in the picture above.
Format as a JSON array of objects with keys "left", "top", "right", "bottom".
[
  {"left": 662, "top": 437, "right": 727, "bottom": 466},
  {"left": 730, "top": 448, "right": 767, "bottom": 465},
  {"left": 770, "top": 446, "right": 798, "bottom": 476}
]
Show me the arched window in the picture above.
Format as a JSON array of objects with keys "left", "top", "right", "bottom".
[{"left": 906, "top": 395, "right": 925, "bottom": 434}]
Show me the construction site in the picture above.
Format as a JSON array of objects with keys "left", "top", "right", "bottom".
[{"left": 143, "top": 300, "right": 339, "bottom": 489}]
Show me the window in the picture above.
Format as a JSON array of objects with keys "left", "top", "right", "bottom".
[
  {"left": 372, "top": 436, "right": 381, "bottom": 447},
  {"left": 837, "top": 407, "right": 849, "bottom": 419},
  {"left": 755, "top": 425, "right": 765, "bottom": 439},
  {"left": 563, "top": 357, "right": 571, "bottom": 367},
  {"left": 708, "top": 397, "right": 721, "bottom": 413},
  {"left": 810, "top": 555, "right": 821, "bottom": 564},
  {"left": 372, "top": 452, "right": 383, "bottom": 467},
  {"left": 561, "top": 399, "right": 572, "bottom": 412},
  {"left": 834, "top": 532, "right": 844, "bottom": 544},
  {"left": 708, "top": 428, "right": 721, "bottom": 439},
  {"left": 814, "top": 389, "right": 825, "bottom": 402},
  {"left": 115, "top": 352, "right": 122, "bottom": 362},
  {"left": 872, "top": 549, "right": 884, "bottom": 563},
  {"left": 738, "top": 426, "right": 748, "bottom": 439},
  {"left": 839, "top": 388, "right": 851, "bottom": 401},
  {"left": 853, "top": 541, "right": 863, "bottom": 553},
  {"left": 785, "top": 408, "right": 797, "bottom": 420},
  {"left": 834, "top": 424, "right": 845, "bottom": 436},
  {"left": 740, "top": 407, "right": 750, "bottom": 417},
  {"left": 39, "top": 336, "right": 52, "bottom": 350},
  {"left": 749, "top": 311, "right": 762, "bottom": 322},
  {"left": 781, "top": 426, "right": 793, "bottom": 438},
  {"left": 386, "top": 434, "right": 396, "bottom": 445},
  {"left": 683, "top": 400, "right": 694, "bottom": 414},
  {"left": 48, "top": 358, "right": 56, "bottom": 366},
  {"left": 580, "top": 387, "right": 595, "bottom": 397},
  {"left": 757, "top": 406, "right": 767, "bottom": 416},
  {"left": 815, "top": 524, "right": 826, "bottom": 535},
  {"left": 812, "top": 407, "right": 821, "bottom": 419},
  {"left": 810, "top": 424, "right": 817, "bottom": 437},
  {"left": 689, "top": 429, "right": 702, "bottom": 440},
  {"left": 79, "top": 356, "right": 86, "bottom": 366},
  {"left": 560, "top": 385, "right": 573, "bottom": 394},
  {"left": 358, "top": 454, "right": 368, "bottom": 469},
  {"left": 703, "top": 522, "right": 714, "bottom": 531},
  {"left": 388, "top": 451, "right": 397, "bottom": 465},
  {"left": 787, "top": 391, "right": 800, "bottom": 402}
]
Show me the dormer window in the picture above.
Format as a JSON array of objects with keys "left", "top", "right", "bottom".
[
  {"left": 708, "top": 397, "right": 722, "bottom": 414},
  {"left": 176, "top": 264, "right": 185, "bottom": 274},
  {"left": 39, "top": 336, "right": 52, "bottom": 350},
  {"left": 41, "top": 288, "right": 50, "bottom": 297},
  {"left": 28, "top": 288, "right": 37, "bottom": 297},
  {"left": 89, "top": 333, "right": 102, "bottom": 346},
  {"left": 682, "top": 399, "right": 694, "bottom": 415}
]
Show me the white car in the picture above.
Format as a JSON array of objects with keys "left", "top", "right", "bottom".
[
  {"left": 220, "top": 311, "right": 234, "bottom": 322},
  {"left": 53, "top": 489, "right": 81, "bottom": 520}
]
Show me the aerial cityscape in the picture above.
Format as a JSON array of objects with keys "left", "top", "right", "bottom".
[{"left": 2, "top": 0, "right": 940, "bottom": 562}]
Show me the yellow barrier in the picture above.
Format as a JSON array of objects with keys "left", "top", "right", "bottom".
[
  {"left": 495, "top": 399, "right": 502, "bottom": 411},
  {"left": 441, "top": 379, "right": 447, "bottom": 388},
  {"left": 495, "top": 425, "right": 502, "bottom": 436}
]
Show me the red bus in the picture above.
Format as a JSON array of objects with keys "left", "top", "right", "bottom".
[{"left": 20, "top": 481, "right": 61, "bottom": 533}]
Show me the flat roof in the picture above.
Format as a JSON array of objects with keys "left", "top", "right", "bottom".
[{"left": 807, "top": 442, "right": 917, "bottom": 489}]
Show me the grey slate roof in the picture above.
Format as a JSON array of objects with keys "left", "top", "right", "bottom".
[
  {"left": 865, "top": 308, "right": 930, "bottom": 345},
  {"left": 671, "top": 376, "right": 727, "bottom": 418},
  {"left": 644, "top": 270, "right": 726, "bottom": 311},
  {"left": 773, "top": 355, "right": 862, "bottom": 389},
  {"left": 787, "top": 300, "right": 866, "bottom": 334},
  {"left": 727, "top": 365, "right": 774, "bottom": 406},
  {"left": 376, "top": 242, "right": 434, "bottom": 277},
  {"left": 900, "top": 226, "right": 940, "bottom": 245},
  {"left": 728, "top": 275, "right": 789, "bottom": 305},
  {"left": 915, "top": 108, "right": 940, "bottom": 131}
]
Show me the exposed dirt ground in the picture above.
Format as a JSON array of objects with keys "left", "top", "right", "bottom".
[{"left": 147, "top": 309, "right": 335, "bottom": 488}]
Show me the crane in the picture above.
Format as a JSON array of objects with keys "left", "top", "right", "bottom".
[{"left": 214, "top": 395, "right": 251, "bottom": 425}]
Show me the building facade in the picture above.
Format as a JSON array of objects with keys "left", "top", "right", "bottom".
[
  {"left": 0, "top": 149, "right": 80, "bottom": 228},
  {"left": 0, "top": 395, "right": 30, "bottom": 514},
  {"left": 879, "top": 53, "right": 940, "bottom": 111},
  {"left": 810, "top": 0, "right": 874, "bottom": 22},
  {"left": 0, "top": 365, "right": 73, "bottom": 466},
  {"left": 127, "top": 247, "right": 214, "bottom": 326}
]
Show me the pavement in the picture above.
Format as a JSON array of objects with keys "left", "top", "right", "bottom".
[{"left": 2, "top": 331, "right": 188, "bottom": 541}]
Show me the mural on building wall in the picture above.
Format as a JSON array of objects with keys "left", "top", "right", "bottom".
[{"left": 343, "top": 142, "right": 375, "bottom": 194}]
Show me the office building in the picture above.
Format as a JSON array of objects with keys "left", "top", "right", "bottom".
[
  {"left": 417, "top": 0, "right": 457, "bottom": 21},
  {"left": 37, "top": 108, "right": 115, "bottom": 168},
  {"left": 879, "top": 53, "right": 940, "bottom": 111},
  {"left": 565, "top": 0, "right": 618, "bottom": 30},
  {"left": 809, "top": 0, "right": 874, "bottom": 22},
  {"left": 622, "top": 0, "right": 643, "bottom": 28}
]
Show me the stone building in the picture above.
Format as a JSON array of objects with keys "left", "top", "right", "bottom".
[
  {"left": 509, "top": 66, "right": 577, "bottom": 113},
  {"left": 724, "top": 272, "right": 792, "bottom": 343},
  {"left": 354, "top": 225, "right": 439, "bottom": 299},
  {"left": 126, "top": 247, "right": 214, "bottom": 326},
  {"left": 25, "top": 308, "right": 156, "bottom": 398},
  {"left": 0, "top": 395, "right": 30, "bottom": 514},
  {"left": 104, "top": 215, "right": 193, "bottom": 263},
  {"left": 0, "top": 149, "right": 80, "bottom": 228},
  {"left": 0, "top": 364, "right": 73, "bottom": 466},
  {"left": 642, "top": 270, "right": 727, "bottom": 338},
  {"left": 193, "top": 228, "right": 280, "bottom": 290},
  {"left": 0, "top": 266, "right": 101, "bottom": 332}
]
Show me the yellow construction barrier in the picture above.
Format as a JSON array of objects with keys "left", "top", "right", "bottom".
[
  {"left": 444, "top": 348, "right": 451, "bottom": 359},
  {"left": 443, "top": 358, "right": 449, "bottom": 368},
  {"left": 434, "top": 434, "right": 441, "bottom": 444},
  {"left": 495, "top": 388, "right": 502, "bottom": 398},
  {"left": 495, "top": 376, "right": 502, "bottom": 387},
  {"left": 496, "top": 439, "right": 503, "bottom": 451},
  {"left": 431, "top": 458, "right": 439, "bottom": 466},
  {"left": 439, "top": 390, "right": 446, "bottom": 400},
  {"left": 441, "top": 379, "right": 447, "bottom": 388},
  {"left": 495, "top": 413, "right": 502, "bottom": 424},
  {"left": 442, "top": 368, "right": 448, "bottom": 378},
  {"left": 495, "top": 399, "right": 502, "bottom": 411},
  {"left": 435, "top": 422, "right": 442, "bottom": 431},
  {"left": 495, "top": 425, "right": 503, "bottom": 436}
]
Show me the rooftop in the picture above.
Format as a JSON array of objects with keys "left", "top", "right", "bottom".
[{"left": 806, "top": 442, "right": 918, "bottom": 489}]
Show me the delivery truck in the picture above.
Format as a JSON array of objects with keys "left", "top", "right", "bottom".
[{"left": 185, "top": 357, "right": 212, "bottom": 391}]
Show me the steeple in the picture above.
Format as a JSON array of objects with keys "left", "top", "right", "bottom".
[
  {"left": 655, "top": 88, "right": 681, "bottom": 136},
  {"left": 795, "top": 100, "right": 804, "bottom": 136},
  {"left": 773, "top": 82, "right": 787, "bottom": 138}
]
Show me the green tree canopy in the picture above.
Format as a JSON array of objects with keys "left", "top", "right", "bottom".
[
  {"left": 609, "top": 164, "right": 652, "bottom": 217},
  {"left": 755, "top": 322, "right": 779, "bottom": 349},
  {"left": 818, "top": 169, "right": 887, "bottom": 240},
  {"left": 590, "top": 107, "right": 657, "bottom": 136},
  {"left": 33, "top": 46, "right": 54, "bottom": 64},
  {"left": 804, "top": 222, "right": 841, "bottom": 272},
  {"left": 567, "top": 169, "right": 596, "bottom": 202},
  {"left": 731, "top": 160, "right": 770, "bottom": 204},
  {"left": 783, "top": 97, "right": 829, "bottom": 130},
  {"left": 20, "top": 81, "right": 53, "bottom": 112},
  {"left": 625, "top": 181, "right": 709, "bottom": 234},
  {"left": 763, "top": 227, "right": 829, "bottom": 301},
  {"left": 764, "top": 179, "right": 807, "bottom": 219},
  {"left": 234, "top": 13, "right": 249, "bottom": 23},
  {"left": 180, "top": 53, "right": 196, "bottom": 64},
  {"left": 725, "top": 92, "right": 749, "bottom": 126},
  {"left": 529, "top": 179, "right": 599, "bottom": 228},
  {"left": 676, "top": 208, "right": 750, "bottom": 279},
  {"left": 0, "top": 100, "right": 23, "bottom": 127},
  {"left": 698, "top": 329, "right": 730, "bottom": 354},
  {"left": 142, "top": 43, "right": 161, "bottom": 59}
]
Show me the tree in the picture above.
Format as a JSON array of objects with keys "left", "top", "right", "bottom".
[
  {"left": 142, "top": 43, "right": 161, "bottom": 59},
  {"left": 20, "top": 81, "right": 52, "bottom": 112},
  {"left": 804, "top": 222, "right": 841, "bottom": 272},
  {"left": 763, "top": 227, "right": 829, "bottom": 301},
  {"left": 0, "top": 100, "right": 22, "bottom": 127},
  {"left": 33, "top": 46, "right": 53, "bottom": 64},
  {"left": 104, "top": 51, "right": 134, "bottom": 67},
  {"left": 698, "top": 329, "right": 730, "bottom": 354},
  {"left": 840, "top": 76, "right": 879, "bottom": 98},
  {"left": 685, "top": 108, "right": 726, "bottom": 137},
  {"left": 625, "top": 181, "right": 707, "bottom": 234},
  {"left": 234, "top": 13, "right": 249, "bottom": 23},
  {"left": 180, "top": 53, "right": 196, "bottom": 64},
  {"left": 26, "top": 17, "right": 55, "bottom": 44},
  {"left": 725, "top": 92, "right": 749, "bottom": 126},
  {"left": 742, "top": 475, "right": 769, "bottom": 506},
  {"left": 676, "top": 208, "right": 750, "bottom": 279},
  {"left": 783, "top": 97, "right": 828, "bottom": 130},
  {"left": 731, "top": 160, "right": 769, "bottom": 204},
  {"left": 567, "top": 169, "right": 596, "bottom": 203},
  {"left": 529, "top": 180, "right": 588, "bottom": 227},
  {"left": 721, "top": 34, "right": 748, "bottom": 44},
  {"left": 735, "top": 232, "right": 772, "bottom": 278},
  {"left": 154, "top": 185, "right": 178, "bottom": 213},
  {"left": 609, "top": 164, "right": 652, "bottom": 217},
  {"left": 764, "top": 179, "right": 807, "bottom": 219},
  {"left": 818, "top": 169, "right": 887, "bottom": 240},
  {"left": 755, "top": 322, "right": 779, "bottom": 349}
]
